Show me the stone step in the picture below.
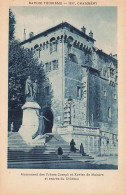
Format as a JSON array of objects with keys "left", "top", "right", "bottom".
[
  {"left": 8, "top": 148, "right": 93, "bottom": 161},
  {"left": 8, "top": 159, "right": 81, "bottom": 165},
  {"left": 8, "top": 132, "right": 94, "bottom": 168},
  {"left": 8, "top": 154, "right": 92, "bottom": 162},
  {"left": 8, "top": 158, "right": 71, "bottom": 162},
  {"left": 8, "top": 152, "right": 72, "bottom": 162}
]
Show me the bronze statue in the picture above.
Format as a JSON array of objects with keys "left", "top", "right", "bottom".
[
  {"left": 33, "top": 79, "right": 39, "bottom": 100},
  {"left": 25, "top": 76, "right": 33, "bottom": 97}
]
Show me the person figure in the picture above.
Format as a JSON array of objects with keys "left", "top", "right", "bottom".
[
  {"left": 25, "top": 76, "right": 33, "bottom": 97},
  {"left": 70, "top": 139, "right": 76, "bottom": 152},
  {"left": 11, "top": 122, "right": 14, "bottom": 132},
  {"left": 32, "top": 111, "right": 50, "bottom": 139},
  {"left": 57, "top": 147, "right": 63, "bottom": 161},
  {"left": 80, "top": 143, "right": 85, "bottom": 156},
  {"left": 33, "top": 79, "right": 39, "bottom": 100}
]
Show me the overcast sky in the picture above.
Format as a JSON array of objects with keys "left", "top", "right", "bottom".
[{"left": 11, "top": 6, "right": 117, "bottom": 55}]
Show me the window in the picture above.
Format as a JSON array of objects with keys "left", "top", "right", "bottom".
[
  {"left": 114, "top": 94, "right": 117, "bottom": 100},
  {"left": 53, "top": 60, "right": 58, "bottom": 70},
  {"left": 50, "top": 42, "right": 57, "bottom": 53},
  {"left": 45, "top": 86, "right": 49, "bottom": 95},
  {"left": 85, "top": 54, "right": 89, "bottom": 63},
  {"left": 77, "top": 86, "right": 81, "bottom": 98},
  {"left": 108, "top": 107, "right": 111, "bottom": 119},
  {"left": 107, "top": 69, "right": 110, "bottom": 78},
  {"left": 46, "top": 62, "right": 51, "bottom": 72},
  {"left": 110, "top": 68, "right": 114, "bottom": 78},
  {"left": 43, "top": 43, "right": 45, "bottom": 50},
  {"left": 103, "top": 70, "right": 107, "bottom": 77},
  {"left": 103, "top": 87, "right": 107, "bottom": 96},
  {"left": 39, "top": 49, "right": 40, "bottom": 58},
  {"left": 68, "top": 45, "right": 73, "bottom": 54},
  {"left": 114, "top": 88, "right": 117, "bottom": 100}
]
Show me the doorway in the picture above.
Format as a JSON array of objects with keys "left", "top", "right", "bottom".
[{"left": 43, "top": 108, "right": 53, "bottom": 133}]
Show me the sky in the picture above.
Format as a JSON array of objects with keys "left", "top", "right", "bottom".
[{"left": 11, "top": 6, "right": 117, "bottom": 55}]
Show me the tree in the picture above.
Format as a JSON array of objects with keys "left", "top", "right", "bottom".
[
  {"left": 9, "top": 40, "right": 44, "bottom": 109},
  {"left": 8, "top": 10, "right": 44, "bottom": 131},
  {"left": 9, "top": 9, "right": 16, "bottom": 41}
]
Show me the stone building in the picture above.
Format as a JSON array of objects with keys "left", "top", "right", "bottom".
[{"left": 20, "top": 22, "right": 118, "bottom": 155}]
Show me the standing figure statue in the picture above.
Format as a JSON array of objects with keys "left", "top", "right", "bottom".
[
  {"left": 32, "top": 111, "right": 50, "bottom": 139},
  {"left": 25, "top": 76, "right": 33, "bottom": 97},
  {"left": 33, "top": 79, "right": 39, "bottom": 101}
]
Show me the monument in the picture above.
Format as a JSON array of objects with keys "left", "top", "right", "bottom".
[{"left": 18, "top": 76, "right": 45, "bottom": 145}]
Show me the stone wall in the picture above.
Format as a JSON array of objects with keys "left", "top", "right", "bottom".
[
  {"left": 88, "top": 50, "right": 118, "bottom": 133},
  {"left": 21, "top": 24, "right": 118, "bottom": 137},
  {"left": 57, "top": 125, "right": 118, "bottom": 156}
]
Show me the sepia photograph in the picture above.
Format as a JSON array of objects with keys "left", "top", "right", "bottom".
[{"left": 8, "top": 6, "right": 118, "bottom": 169}]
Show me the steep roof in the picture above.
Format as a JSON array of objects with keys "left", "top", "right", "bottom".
[{"left": 20, "top": 22, "right": 95, "bottom": 45}]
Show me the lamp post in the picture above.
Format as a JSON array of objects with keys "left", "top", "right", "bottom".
[{"left": 68, "top": 96, "right": 72, "bottom": 125}]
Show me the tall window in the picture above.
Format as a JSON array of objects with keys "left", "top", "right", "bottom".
[
  {"left": 103, "top": 70, "right": 107, "bottom": 77},
  {"left": 50, "top": 42, "right": 57, "bottom": 53},
  {"left": 46, "top": 62, "right": 51, "bottom": 72},
  {"left": 77, "top": 86, "right": 81, "bottom": 98},
  {"left": 110, "top": 68, "right": 114, "bottom": 78},
  {"left": 53, "top": 60, "right": 58, "bottom": 70},
  {"left": 108, "top": 107, "right": 111, "bottom": 119},
  {"left": 103, "top": 87, "right": 107, "bottom": 96},
  {"left": 85, "top": 54, "right": 89, "bottom": 64},
  {"left": 46, "top": 42, "right": 48, "bottom": 49},
  {"left": 43, "top": 43, "right": 45, "bottom": 50},
  {"left": 114, "top": 87, "right": 117, "bottom": 100}
]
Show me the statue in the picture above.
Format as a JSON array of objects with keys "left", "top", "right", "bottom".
[
  {"left": 32, "top": 111, "right": 50, "bottom": 139},
  {"left": 33, "top": 79, "right": 39, "bottom": 100},
  {"left": 19, "top": 76, "right": 42, "bottom": 144},
  {"left": 25, "top": 76, "right": 33, "bottom": 97}
]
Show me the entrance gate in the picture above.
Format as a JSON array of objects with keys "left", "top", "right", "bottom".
[{"left": 43, "top": 108, "right": 53, "bottom": 133}]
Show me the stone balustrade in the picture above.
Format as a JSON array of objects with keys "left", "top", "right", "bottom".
[{"left": 57, "top": 124, "right": 118, "bottom": 156}]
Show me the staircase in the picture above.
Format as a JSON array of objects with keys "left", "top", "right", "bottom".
[{"left": 8, "top": 132, "right": 94, "bottom": 169}]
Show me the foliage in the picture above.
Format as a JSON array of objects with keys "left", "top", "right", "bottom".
[
  {"left": 9, "top": 9, "right": 16, "bottom": 41},
  {"left": 8, "top": 9, "right": 44, "bottom": 131},
  {"left": 9, "top": 40, "right": 44, "bottom": 110}
]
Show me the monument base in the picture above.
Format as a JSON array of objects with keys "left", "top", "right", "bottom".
[{"left": 19, "top": 102, "right": 45, "bottom": 145}]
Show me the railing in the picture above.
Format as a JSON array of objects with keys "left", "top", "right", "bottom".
[
  {"left": 73, "top": 125, "right": 100, "bottom": 135},
  {"left": 58, "top": 125, "right": 100, "bottom": 135}
]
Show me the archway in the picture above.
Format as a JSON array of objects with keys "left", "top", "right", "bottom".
[{"left": 43, "top": 108, "right": 53, "bottom": 133}]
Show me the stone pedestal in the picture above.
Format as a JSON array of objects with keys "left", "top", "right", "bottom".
[{"left": 19, "top": 102, "right": 43, "bottom": 145}]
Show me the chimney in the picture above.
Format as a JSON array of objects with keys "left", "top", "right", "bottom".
[
  {"left": 23, "top": 28, "right": 26, "bottom": 40},
  {"left": 29, "top": 32, "right": 34, "bottom": 38},
  {"left": 81, "top": 26, "right": 86, "bottom": 34},
  {"left": 89, "top": 30, "right": 93, "bottom": 38}
]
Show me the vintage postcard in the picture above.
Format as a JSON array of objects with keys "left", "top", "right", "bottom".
[{"left": 0, "top": 0, "right": 126, "bottom": 194}]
